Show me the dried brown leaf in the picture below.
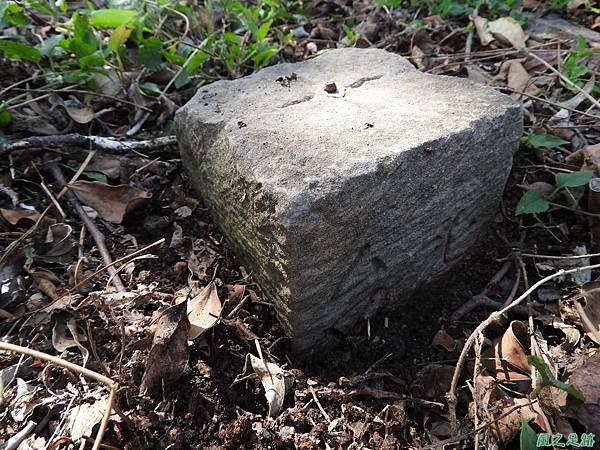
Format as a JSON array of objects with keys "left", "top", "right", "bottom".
[
  {"left": 482, "top": 320, "right": 532, "bottom": 383},
  {"left": 432, "top": 329, "right": 456, "bottom": 351},
  {"left": 473, "top": 16, "right": 494, "bottom": 46},
  {"left": 66, "top": 396, "right": 107, "bottom": 440},
  {"left": 140, "top": 302, "right": 189, "bottom": 394},
  {"left": 69, "top": 181, "right": 151, "bottom": 224},
  {"left": 44, "top": 223, "right": 75, "bottom": 257},
  {"left": 0, "top": 208, "right": 40, "bottom": 226},
  {"left": 488, "top": 17, "right": 528, "bottom": 49},
  {"left": 49, "top": 94, "right": 94, "bottom": 124},
  {"left": 248, "top": 354, "right": 293, "bottom": 417},
  {"left": 187, "top": 282, "right": 222, "bottom": 340}
]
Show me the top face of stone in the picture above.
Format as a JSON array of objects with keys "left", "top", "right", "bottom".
[{"left": 177, "top": 48, "right": 518, "bottom": 208}]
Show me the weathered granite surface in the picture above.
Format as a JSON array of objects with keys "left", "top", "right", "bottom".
[{"left": 175, "top": 48, "right": 522, "bottom": 354}]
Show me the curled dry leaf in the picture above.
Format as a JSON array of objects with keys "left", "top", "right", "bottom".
[
  {"left": 49, "top": 94, "right": 94, "bottom": 124},
  {"left": 0, "top": 208, "right": 40, "bottom": 226},
  {"left": 237, "top": 354, "right": 294, "bottom": 418},
  {"left": 474, "top": 374, "right": 548, "bottom": 445},
  {"left": 488, "top": 17, "right": 528, "bottom": 49},
  {"left": 251, "top": 354, "right": 293, "bottom": 417},
  {"left": 566, "top": 143, "right": 600, "bottom": 175},
  {"left": 45, "top": 223, "right": 75, "bottom": 257},
  {"left": 51, "top": 315, "right": 89, "bottom": 363},
  {"left": 187, "top": 282, "right": 222, "bottom": 340},
  {"left": 11, "top": 378, "right": 38, "bottom": 422},
  {"left": 69, "top": 181, "right": 151, "bottom": 224},
  {"left": 473, "top": 16, "right": 494, "bottom": 46},
  {"left": 140, "top": 301, "right": 189, "bottom": 394},
  {"left": 482, "top": 321, "right": 532, "bottom": 385}
]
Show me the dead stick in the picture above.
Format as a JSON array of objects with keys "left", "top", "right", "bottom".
[
  {"left": 45, "top": 157, "right": 126, "bottom": 293},
  {"left": 0, "top": 133, "right": 176, "bottom": 156},
  {"left": 0, "top": 341, "right": 117, "bottom": 450},
  {"left": 446, "top": 262, "right": 600, "bottom": 438}
]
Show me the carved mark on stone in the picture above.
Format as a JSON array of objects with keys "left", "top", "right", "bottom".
[
  {"left": 280, "top": 95, "right": 314, "bottom": 108},
  {"left": 346, "top": 75, "right": 383, "bottom": 89},
  {"left": 330, "top": 244, "right": 388, "bottom": 302}
]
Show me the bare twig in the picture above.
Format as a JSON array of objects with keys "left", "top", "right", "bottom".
[
  {"left": 310, "top": 387, "right": 331, "bottom": 423},
  {"left": 4, "top": 421, "right": 36, "bottom": 450},
  {"left": 527, "top": 51, "right": 600, "bottom": 111},
  {"left": 502, "top": 87, "right": 600, "bottom": 121},
  {"left": 0, "top": 341, "right": 117, "bottom": 450},
  {"left": 0, "top": 133, "right": 176, "bottom": 156},
  {"left": 45, "top": 156, "right": 126, "bottom": 292},
  {"left": 519, "top": 251, "right": 600, "bottom": 260},
  {"left": 447, "top": 262, "right": 600, "bottom": 437}
]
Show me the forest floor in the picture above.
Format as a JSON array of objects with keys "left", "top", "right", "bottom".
[{"left": 0, "top": 1, "right": 599, "bottom": 449}]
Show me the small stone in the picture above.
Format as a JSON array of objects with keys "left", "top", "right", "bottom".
[
  {"left": 175, "top": 48, "right": 522, "bottom": 355},
  {"left": 323, "top": 82, "right": 338, "bottom": 93}
]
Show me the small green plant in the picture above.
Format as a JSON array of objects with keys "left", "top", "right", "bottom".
[
  {"left": 528, "top": 355, "right": 586, "bottom": 401},
  {"left": 523, "top": 132, "right": 568, "bottom": 150},
  {"left": 516, "top": 170, "right": 594, "bottom": 216},
  {"left": 516, "top": 131, "right": 595, "bottom": 216},
  {"left": 409, "top": 0, "right": 524, "bottom": 20},
  {"left": 0, "top": 0, "right": 302, "bottom": 98},
  {"left": 376, "top": 0, "right": 401, "bottom": 8},
  {"left": 519, "top": 419, "right": 538, "bottom": 450},
  {"left": 562, "top": 37, "right": 599, "bottom": 95}
]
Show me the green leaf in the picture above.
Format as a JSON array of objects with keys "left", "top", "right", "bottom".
[
  {"left": 71, "top": 13, "right": 97, "bottom": 58},
  {"left": 0, "top": 40, "right": 41, "bottom": 62},
  {"left": 108, "top": 25, "right": 132, "bottom": 52},
  {"left": 139, "top": 82, "right": 161, "bottom": 96},
  {"left": 83, "top": 172, "right": 108, "bottom": 183},
  {"left": 90, "top": 9, "right": 137, "bottom": 28},
  {"left": 174, "top": 70, "right": 190, "bottom": 89},
  {"left": 519, "top": 420, "right": 538, "bottom": 450},
  {"left": 138, "top": 37, "right": 163, "bottom": 69},
  {"left": 78, "top": 51, "right": 105, "bottom": 70},
  {"left": 554, "top": 378, "right": 586, "bottom": 402},
  {"left": 527, "top": 355, "right": 586, "bottom": 402},
  {"left": 3, "top": 2, "right": 29, "bottom": 25},
  {"left": 516, "top": 191, "right": 550, "bottom": 215},
  {"left": 186, "top": 51, "right": 207, "bottom": 75},
  {"left": 0, "top": 110, "right": 13, "bottom": 128},
  {"left": 255, "top": 20, "right": 273, "bottom": 42},
  {"left": 527, "top": 132, "right": 568, "bottom": 149},
  {"left": 555, "top": 171, "right": 594, "bottom": 189}
]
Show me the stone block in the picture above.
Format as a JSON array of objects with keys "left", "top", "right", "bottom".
[{"left": 175, "top": 48, "right": 522, "bottom": 354}]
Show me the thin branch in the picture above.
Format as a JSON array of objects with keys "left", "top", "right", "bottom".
[
  {"left": 0, "top": 133, "right": 177, "bottom": 157},
  {"left": 502, "top": 87, "right": 600, "bottom": 121},
  {"left": 447, "top": 262, "right": 600, "bottom": 438},
  {"left": 45, "top": 156, "right": 126, "bottom": 293},
  {"left": 527, "top": 51, "right": 600, "bottom": 112},
  {"left": 0, "top": 341, "right": 117, "bottom": 450}
]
